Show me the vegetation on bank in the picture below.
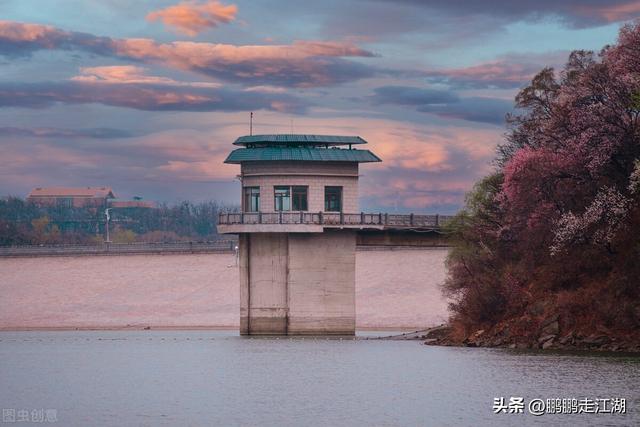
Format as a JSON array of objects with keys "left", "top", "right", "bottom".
[
  {"left": 442, "top": 22, "right": 640, "bottom": 351},
  {"left": 0, "top": 197, "right": 234, "bottom": 245}
]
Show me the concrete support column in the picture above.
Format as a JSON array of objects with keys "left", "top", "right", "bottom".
[
  {"left": 287, "top": 230, "right": 356, "bottom": 335},
  {"left": 240, "top": 230, "right": 356, "bottom": 336},
  {"left": 245, "top": 233, "right": 289, "bottom": 335},
  {"left": 239, "top": 233, "right": 250, "bottom": 335}
]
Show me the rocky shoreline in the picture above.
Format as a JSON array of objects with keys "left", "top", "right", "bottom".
[{"left": 421, "top": 323, "right": 640, "bottom": 353}]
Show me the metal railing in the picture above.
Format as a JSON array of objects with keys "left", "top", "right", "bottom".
[{"left": 218, "top": 212, "right": 453, "bottom": 228}]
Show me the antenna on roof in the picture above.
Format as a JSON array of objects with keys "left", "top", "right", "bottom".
[{"left": 249, "top": 111, "right": 253, "bottom": 136}]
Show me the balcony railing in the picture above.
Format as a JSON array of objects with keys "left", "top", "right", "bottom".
[{"left": 218, "top": 212, "right": 454, "bottom": 228}]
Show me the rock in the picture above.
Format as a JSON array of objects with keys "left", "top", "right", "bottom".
[
  {"left": 424, "top": 325, "right": 451, "bottom": 340},
  {"left": 558, "top": 333, "right": 574, "bottom": 345},
  {"left": 583, "top": 334, "right": 611, "bottom": 347},
  {"left": 508, "top": 343, "right": 517, "bottom": 349},
  {"left": 540, "top": 314, "right": 559, "bottom": 328},
  {"left": 541, "top": 339, "right": 555, "bottom": 349},
  {"left": 463, "top": 329, "right": 485, "bottom": 347},
  {"left": 541, "top": 320, "right": 560, "bottom": 336},
  {"left": 423, "top": 338, "right": 438, "bottom": 345},
  {"left": 490, "top": 338, "right": 504, "bottom": 347},
  {"left": 538, "top": 334, "right": 556, "bottom": 345},
  {"left": 470, "top": 329, "right": 485, "bottom": 339}
]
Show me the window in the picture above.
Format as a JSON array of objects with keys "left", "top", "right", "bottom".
[
  {"left": 325, "top": 186, "right": 342, "bottom": 212},
  {"left": 274, "top": 186, "right": 308, "bottom": 211},
  {"left": 56, "top": 197, "right": 73, "bottom": 208},
  {"left": 243, "top": 187, "right": 260, "bottom": 212},
  {"left": 292, "top": 186, "right": 308, "bottom": 211},
  {"left": 274, "top": 186, "right": 290, "bottom": 211}
]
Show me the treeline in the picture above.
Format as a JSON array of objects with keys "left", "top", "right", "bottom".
[
  {"left": 0, "top": 197, "right": 236, "bottom": 245},
  {"left": 443, "top": 22, "right": 640, "bottom": 347}
]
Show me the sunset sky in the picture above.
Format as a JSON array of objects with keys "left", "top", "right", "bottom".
[{"left": 1, "top": 1, "right": 639, "bottom": 213}]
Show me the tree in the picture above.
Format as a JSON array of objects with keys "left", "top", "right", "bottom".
[{"left": 445, "top": 21, "right": 640, "bottom": 336}]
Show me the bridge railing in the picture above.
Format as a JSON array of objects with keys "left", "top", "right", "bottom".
[{"left": 218, "top": 212, "right": 454, "bottom": 228}]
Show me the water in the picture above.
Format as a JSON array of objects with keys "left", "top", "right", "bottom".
[
  {"left": 0, "top": 249, "right": 449, "bottom": 329},
  {"left": 1, "top": 330, "right": 638, "bottom": 426}
]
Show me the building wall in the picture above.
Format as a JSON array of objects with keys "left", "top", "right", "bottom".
[
  {"left": 239, "top": 230, "right": 356, "bottom": 335},
  {"left": 240, "top": 161, "right": 359, "bottom": 213},
  {"left": 27, "top": 196, "right": 108, "bottom": 208}
]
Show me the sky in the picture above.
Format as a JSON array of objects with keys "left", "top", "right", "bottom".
[{"left": 0, "top": 0, "right": 638, "bottom": 213}]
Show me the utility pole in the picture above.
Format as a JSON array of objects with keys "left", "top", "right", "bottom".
[
  {"left": 250, "top": 111, "right": 253, "bottom": 136},
  {"left": 104, "top": 208, "right": 112, "bottom": 243}
]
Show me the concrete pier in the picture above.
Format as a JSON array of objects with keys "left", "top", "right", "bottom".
[{"left": 239, "top": 230, "right": 356, "bottom": 335}]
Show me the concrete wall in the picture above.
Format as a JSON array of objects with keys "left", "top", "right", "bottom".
[
  {"left": 287, "top": 231, "right": 355, "bottom": 334},
  {"left": 357, "top": 230, "right": 451, "bottom": 247},
  {"left": 240, "top": 161, "right": 359, "bottom": 213},
  {"left": 239, "top": 230, "right": 356, "bottom": 335}
]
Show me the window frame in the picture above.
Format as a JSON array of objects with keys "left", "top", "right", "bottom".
[
  {"left": 274, "top": 186, "right": 291, "bottom": 211},
  {"left": 243, "top": 186, "right": 260, "bottom": 212},
  {"left": 291, "top": 186, "right": 308, "bottom": 211},
  {"left": 274, "top": 185, "right": 308, "bottom": 211},
  {"left": 324, "top": 186, "right": 343, "bottom": 212}
]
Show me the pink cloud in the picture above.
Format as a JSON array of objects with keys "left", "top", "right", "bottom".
[
  {"left": 70, "top": 65, "right": 221, "bottom": 87},
  {"left": 146, "top": 1, "right": 238, "bottom": 36},
  {"left": 0, "top": 21, "right": 375, "bottom": 87},
  {"left": 573, "top": 1, "right": 640, "bottom": 23},
  {"left": 0, "top": 80, "right": 308, "bottom": 113},
  {"left": 425, "top": 52, "right": 567, "bottom": 89},
  {"left": 107, "top": 38, "right": 376, "bottom": 86}
]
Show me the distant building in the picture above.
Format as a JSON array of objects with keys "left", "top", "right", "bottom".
[
  {"left": 27, "top": 187, "right": 116, "bottom": 208},
  {"left": 108, "top": 199, "right": 156, "bottom": 209}
]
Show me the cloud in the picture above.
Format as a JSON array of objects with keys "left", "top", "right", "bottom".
[
  {"left": 0, "top": 21, "right": 376, "bottom": 87},
  {"left": 371, "top": 86, "right": 459, "bottom": 105},
  {"left": 370, "top": 86, "right": 512, "bottom": 125},
  {"left": 146, "top": 1, "right": 237, "bottom": 36},
  {"left": 0, "top": 127, "right": 135, "bottom": 139},
  {"left": 70, "top": 65, "right": 221, "bottom": 87},
  {"left": 0, "top": 21, "right": 113, "bottom": 57},
  {"left": 423, "top": 52, "right": 569, "bottom": 89},
  {"left": 383, "top": 1, "right": 640, "bottom": 28},
  {"left": 582, "top": 2, "right": 640, "bottom": 23},
  {"left": 0, "top": 80, "right": 309, "bottom": 113},
  {"left": 417, "top": 97, "right": 514, "bottom": 126}
]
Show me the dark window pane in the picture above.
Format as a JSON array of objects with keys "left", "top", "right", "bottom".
[
  {"left": 325, "top": 186, "right": 342, "bottom": 212},
  {"left": 292, "top": 186, "right": 308, "bottom": 211}
]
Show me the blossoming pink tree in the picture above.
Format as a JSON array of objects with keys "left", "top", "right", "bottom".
[{"left": 445, "top": 22, "right": 640, "bottom": 334}]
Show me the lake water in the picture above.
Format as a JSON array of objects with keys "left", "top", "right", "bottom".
[
  {"left": 0, "top": 330, "right": 638, "bottom": 426},
  {"left": 1, "top": 251, "right": 638, "bottom": 425},
  {"left": 0, "top": 249, "right": 449, "bottom": 329}
]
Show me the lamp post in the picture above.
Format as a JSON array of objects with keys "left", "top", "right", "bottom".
[{"left": 104, "top": 208, "right": 112, "bottom": 243}]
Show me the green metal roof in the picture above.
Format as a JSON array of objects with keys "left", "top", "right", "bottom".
[
  {"left": 233, "top": 134, "right": 367, "bottom": 147},
  {"left": 224, "top": 147, "right": 381, "bottom": 163}
]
